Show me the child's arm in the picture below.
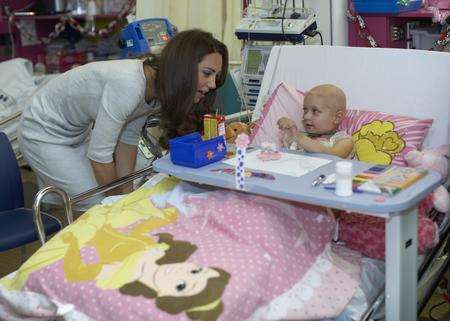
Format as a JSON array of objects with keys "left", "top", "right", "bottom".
[{"left": 294, "top": 134, "right": 354, "bottom": 158}]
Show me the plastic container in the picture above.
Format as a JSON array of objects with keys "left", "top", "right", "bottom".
[
  {"left": 353, "top": 0, "right": 422, "bottom": 14},
  {"left": 410, "top": 27, "right": 441, "bottom": 50},
  {"left": 169, "top": 132, "right": 227, "bottom": 168},
  {"left": 335, "top": 161, "right": 353, "bottom": 197}
]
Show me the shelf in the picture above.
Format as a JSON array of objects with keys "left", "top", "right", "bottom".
[
  {"left": 356, "top": 8, "right": 448, "bottom": 19},
  {"left": 1, "top": 13, "right": 121, "bottom": 21},
  {"left": 396, "top": 8, "right": 436, "bottom": 18}
]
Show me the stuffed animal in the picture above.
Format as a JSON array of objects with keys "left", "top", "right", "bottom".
[
  {"left": 225, "top": 122, "right": 251, "bottom": 144},
  {"left": 404, "top": 145, "right": 450, "bottom": 213}
]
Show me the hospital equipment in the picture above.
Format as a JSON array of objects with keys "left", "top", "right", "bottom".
[
  {"left": 118, "top": 18, "right": 176, "bottom": 58},
  {"left": 235, "top": 1, "right": 317, "bottom": 42},
  {"left": 240, "top": 44, "right": 272, "bottom": 109},
  {"left": 235, "top": 11, "right": 317, "bottom": 42},
  {"left": 236, "top": 1, "right": 317, "bottom": 111}
]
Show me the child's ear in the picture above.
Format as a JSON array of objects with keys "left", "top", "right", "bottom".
[{"left": 334, "top": 109, "right": 345, "bottom": 124}]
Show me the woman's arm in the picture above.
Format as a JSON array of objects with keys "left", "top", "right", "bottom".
[
  {"left": 89, "top": 142, "right": 137, "bottom": 195},
  {"left": 114, "top": 141, "right": 137, "bottom": 193},
  {"left": 89, "top": 160, "right": 122, "bottom": 196}
]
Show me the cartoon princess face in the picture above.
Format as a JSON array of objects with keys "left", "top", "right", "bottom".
[{"left": 140, "top": 262, "right": 220, "bottom": 297}]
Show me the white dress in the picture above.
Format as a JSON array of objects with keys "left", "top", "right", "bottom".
[{"left": 18, "top": 59, "right": 155, "bottom": 208}]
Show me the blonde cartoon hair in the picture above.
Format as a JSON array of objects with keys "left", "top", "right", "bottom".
[{"left": 98, "top": 233, "right": 197, "bottom": 289}]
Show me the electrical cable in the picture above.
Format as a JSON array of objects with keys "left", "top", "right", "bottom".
[
  {"left": 316, "top": 30, "right": 324, "bottom": 45},
  {"left": 291, "top": 0, "right": 301, "bottom": 19},
  {"left": 304, "top": 29, "right": 324, "bottom": 45},
  {"left": 281, "top": 0, "right": 288, "bottom": 42}
]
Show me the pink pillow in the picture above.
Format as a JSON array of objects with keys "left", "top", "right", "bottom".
[
  {"left": 339, "top": 110, "right": 433, "bottom": 166},
  {"left": 250, "top": 83, "right": 305, "bottom": 148}
]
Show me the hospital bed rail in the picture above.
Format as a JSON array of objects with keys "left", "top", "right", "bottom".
[{"left": 32, "top": 164, "right": 157, "bottom": 245}]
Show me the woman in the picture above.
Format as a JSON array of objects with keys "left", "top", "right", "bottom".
[{"left": 18, "top": 29, "right": 228, "bottom": 209}]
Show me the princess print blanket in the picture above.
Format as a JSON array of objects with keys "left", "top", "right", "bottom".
[{"left": 0, "top": 177, "right": 361, "bottom": 321}]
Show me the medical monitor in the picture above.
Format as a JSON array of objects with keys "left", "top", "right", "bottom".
[{"left": 242, "top": 46, "right": 271, "bottom": 77}]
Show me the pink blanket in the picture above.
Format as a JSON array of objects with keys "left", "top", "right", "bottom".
[{"left": 1, "top": 185, "right": 361, "bottom": 321}]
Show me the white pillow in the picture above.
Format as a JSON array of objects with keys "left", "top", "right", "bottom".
[{"left": 0, "top": 58, "right": 37, "bottom": 119}]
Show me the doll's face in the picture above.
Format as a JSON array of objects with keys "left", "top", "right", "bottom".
[{"left": 151, "top": 262, "right": 219, "bottom": 297}]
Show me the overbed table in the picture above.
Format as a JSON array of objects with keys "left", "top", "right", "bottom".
[{"left": 154, "top": 152, "right": 442, "bottom": 321}]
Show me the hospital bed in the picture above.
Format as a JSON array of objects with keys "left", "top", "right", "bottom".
[
  {"left": 0, "top": 46, "right": 449, "bottom": 321},
  {"left": 0, "top": 58, "right": 59, "bottom": 160},
  {"left": 250, "top": 45, "right": 450, "bottom": 320}
]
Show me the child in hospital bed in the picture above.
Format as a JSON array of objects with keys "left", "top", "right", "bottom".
[{"left": 277, "top": 84, "right": 354, "bottom": 159}]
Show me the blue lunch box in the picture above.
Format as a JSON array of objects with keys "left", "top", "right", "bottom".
[
  {"left": 353, "top": 0, "right": 422, "bottom": 14},
  {"left": 169, "top": 132, "right": 227, "bottom": 168}
]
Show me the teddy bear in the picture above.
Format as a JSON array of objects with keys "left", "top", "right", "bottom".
[
  {"left": 225, "top": 122, "right": 251, "bottom": 144},
  {"left": 404, "top": 145, "right": 450, "bottom": 213}
]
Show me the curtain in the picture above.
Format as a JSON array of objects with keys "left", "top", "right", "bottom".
[{"left": 136, "top": 0, "right": 243, "bottom": 61}]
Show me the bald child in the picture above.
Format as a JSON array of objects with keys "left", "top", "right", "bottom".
[{"left": 277, "top": 84, "right": 354, "bottom": 159}]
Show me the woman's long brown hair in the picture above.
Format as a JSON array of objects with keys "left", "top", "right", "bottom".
[{"left": 154, "top": 29, "right": 229, "bottom": 148}]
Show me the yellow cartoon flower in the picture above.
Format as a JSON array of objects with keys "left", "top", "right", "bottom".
[{"left": 352, "top": 120, "right": 405, "bottom": 165}]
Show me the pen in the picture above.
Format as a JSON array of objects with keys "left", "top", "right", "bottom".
[
  {"left": 323, "top": 185, "right": 364, "bottom": 193},
  {"left": 311, "top": 174, "right": 326, "bottom": 187}
]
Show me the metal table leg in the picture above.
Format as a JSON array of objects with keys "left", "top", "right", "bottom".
[{"left": 385, "top": 206, "right": 418, "bottom": 321}]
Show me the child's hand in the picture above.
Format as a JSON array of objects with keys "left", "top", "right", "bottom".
[
  {"left": 284, "top": 132, "right": 307, "bottom": 149},
  {"left": 277, "top": 117, "right": 298, "bottom": 134}
]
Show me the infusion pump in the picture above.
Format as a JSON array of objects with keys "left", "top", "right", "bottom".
[
  {"left": 240, "top": 44, "right": 272, "bottom": 108},
  {"left": 119, "top": 18, "right": 176, "bottom": 58}
]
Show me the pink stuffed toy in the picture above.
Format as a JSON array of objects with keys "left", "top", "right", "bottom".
[{"left": 404, "top": 145, "right": 450, "bottom": 213}]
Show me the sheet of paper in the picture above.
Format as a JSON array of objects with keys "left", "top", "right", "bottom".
[{"left": 223, "top": 150, "right": 331, "bottom": 177}]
